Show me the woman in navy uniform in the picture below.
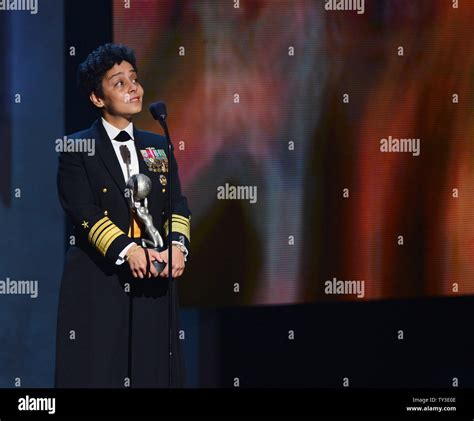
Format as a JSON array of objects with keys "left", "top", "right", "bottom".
[{"left": 55, "top": 44, "right": 191, "bottom": 388}]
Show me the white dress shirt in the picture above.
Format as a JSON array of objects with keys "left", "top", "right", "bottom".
[
  {"left": 102, "top": 117, "right": 139, "bottom": 182},
  {"left": 101, "top": 118, "right": 187, "bottom": 266}
]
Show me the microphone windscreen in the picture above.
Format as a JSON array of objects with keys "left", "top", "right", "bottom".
[
  {"left": 149, "top": 101, "right": 167, "bottom": 122},
  {"left": 119, "top": 145, "right": 131, "bottom": 165}
]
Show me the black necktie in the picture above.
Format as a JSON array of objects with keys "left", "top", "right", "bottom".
[{"left": 114, "top": 131, "right": 132, "bottom": 142}]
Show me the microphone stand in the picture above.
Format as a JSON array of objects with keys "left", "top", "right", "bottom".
[{"left": 160, "top": 119, "right": 174, "bottom": 389}]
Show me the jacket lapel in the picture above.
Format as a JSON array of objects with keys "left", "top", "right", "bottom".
[
  {"left": 93, "top": 119, "right": 127, "bottom": 194},
  {"left": 132, "top": 127, "right": 150, "bottom": 176}
]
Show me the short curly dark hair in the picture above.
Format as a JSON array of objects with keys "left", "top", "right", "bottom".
[{"left": 78, "top": 43, "right": 137, "bottom": 98}]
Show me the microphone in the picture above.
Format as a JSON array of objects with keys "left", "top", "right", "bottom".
[
  {"left": 149, "top": 101, "right": 168, "bottom": 127},
  {"left": 119, "top": 145, "right": 132, "bottom": 180},
  {"left": 119, "top": 145, "right": 131, "bottom": 165},
  {"left": 149, "top": 101, "right": 172, "bottom": 154}
]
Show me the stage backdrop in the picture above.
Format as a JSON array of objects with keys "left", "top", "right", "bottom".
[
  {"left": 113, "top": 0, "right": 474, "bottom": 306},
  {"left": 0, "top": 0, "right": 65, "bottom": 387}
]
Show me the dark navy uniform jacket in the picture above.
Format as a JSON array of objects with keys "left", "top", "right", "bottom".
[
  {"left": 57, "top": 118, "right": 191, "bottom": 264},
  {"left": 55, "top": 118, "right": 190, "bottom": 388}
]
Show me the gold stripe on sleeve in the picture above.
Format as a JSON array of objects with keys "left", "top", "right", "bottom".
[
  {"left": 96, "top": 226, "right": 124, "bottom": 256},
  {"left": 100, "top": 231, "right": 124, "bottom": 256},
  {"left": 88, "top": 217, "right": 110, "bottom": 242},
  {"left": 91, "top": 221, "right": 114, "bottom": 245},
  {"left": 163, "top": 214, "right": 190, "bottom": 241}
]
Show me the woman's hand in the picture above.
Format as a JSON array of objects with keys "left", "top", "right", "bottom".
[
  {"left": 158, "top": 245, "right": 186, "bottom": 278},
  {"left": 126, "top": 245, "right": 164, "bottom": 278}
]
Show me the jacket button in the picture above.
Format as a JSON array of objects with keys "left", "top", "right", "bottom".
[
  {"left": 162, "top": 188, "right": 166, "bottom": 193},
  {"left": 104, "top": 210, "right": 108, "bottom": 216},
  {"left": 102, "top": 187, "right": 108, "bottom": 193}
]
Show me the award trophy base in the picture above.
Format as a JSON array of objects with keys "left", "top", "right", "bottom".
[{"left": 150, "top": 247, "right": 166, "bottom": 275}]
